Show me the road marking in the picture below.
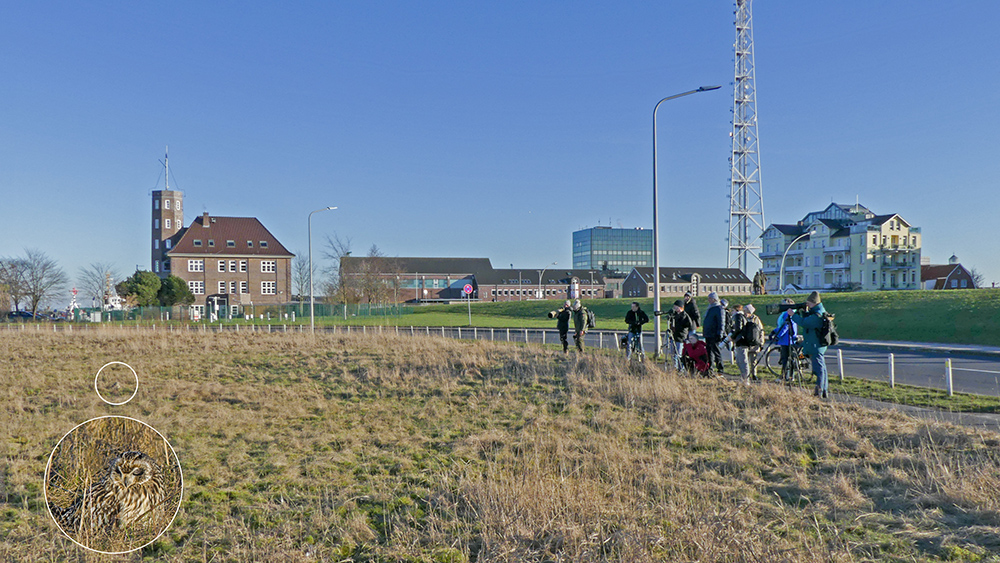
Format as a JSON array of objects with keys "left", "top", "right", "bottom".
[{"left": 952, "top": 367, "right": 1000, "bottom": 375}]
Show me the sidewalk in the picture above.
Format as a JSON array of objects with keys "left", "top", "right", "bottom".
[{"left": 838, "top": 338, "right": 1000, "bottom": 357}]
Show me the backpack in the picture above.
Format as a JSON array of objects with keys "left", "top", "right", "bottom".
[
  {"left": 818, "top": 313, "right": 839, "bottom": 347},
  {"left": 586, "top": 309, "right": 597, "bottom": 329},
  {"left": 738, "top": 317, "right": 764, "bottom": 347}
]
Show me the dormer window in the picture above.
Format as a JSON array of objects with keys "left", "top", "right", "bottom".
[
  {"left": 259, "top": 241, "right": 268, "bottom": 248},
  {"left": 193, "top": 239, "right": 202, "bottom": 247},
  {"left": 247, "top": 240, "right": 254, "bottom": 248},
  {"left": 226, "top": 240, "right": 235, "bottom": 248},
  {"left": 208, "top": 240, "right": 215, "bottom": 247}
]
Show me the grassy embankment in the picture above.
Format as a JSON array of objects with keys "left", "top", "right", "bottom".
[{"left": 2, "top": 330, "right": 1000, "bottom": 562}]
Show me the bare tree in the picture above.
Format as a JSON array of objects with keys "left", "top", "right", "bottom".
[
  {"left": 970, "top": 267, "right": 986, "bottom": 289},
  {"left": 322, "top": 233, "right": 356, "bottom": 305},
  {"left": 21, "top": 249, "right": 69, "bottom": 314},
  {"left": 0, "top": 257, "right": 29, "bottom": 312},
  {"left": 78, "top": 262, "right": 121, "bottom": 306},
  {"left": 291, "top": 253, "right": 312, "bottom": 301}
]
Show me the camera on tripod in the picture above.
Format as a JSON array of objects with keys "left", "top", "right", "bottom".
[{"left": 765, "top": 302, "right": 808, "bottom": 316}]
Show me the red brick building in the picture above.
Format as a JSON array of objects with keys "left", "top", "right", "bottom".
[{"left": 152, "top": 190, "right": 293, "bottom": 317}]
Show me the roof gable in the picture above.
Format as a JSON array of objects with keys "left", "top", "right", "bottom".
[{"left": 168, "top": 213, "right": 293, "bottom": 257}]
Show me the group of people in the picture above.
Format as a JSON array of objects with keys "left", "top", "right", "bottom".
[{"left": 549, "top": 290, "right": 832, "bottom": 399}]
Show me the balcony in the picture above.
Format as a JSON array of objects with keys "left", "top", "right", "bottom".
[
  {"left": 824, "top": 243, "right": 851, "bottom": 252},
  {"left": 784, "top": 265, "right": 804, "bottom": 272},
  {"left": 784, "top": 248, "right": 804, "bottom": 255},
  {"left": 824, "top": 262, "right": 849, "bottom": 270}
]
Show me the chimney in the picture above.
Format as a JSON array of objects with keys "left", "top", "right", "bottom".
[{"left": 202, "top": 212, "right": 210, "bottom": 227}]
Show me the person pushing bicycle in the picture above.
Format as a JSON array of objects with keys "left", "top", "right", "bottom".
[{"left": 624, "top": 302, "right": 649, "bottom": 360}]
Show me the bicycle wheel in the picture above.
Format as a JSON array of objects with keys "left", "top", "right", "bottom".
[{"left": 763, "top": 344, "right": 782, "bottom": 377}]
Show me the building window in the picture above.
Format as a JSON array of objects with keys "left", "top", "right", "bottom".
[
  {"left": 175, "top": 200, "right": 180, "bottom": 210},
  {"left": 194, "top": 239, "right": 202, "bottom": 247},
  {"left": 261, "top": 260, "right": 276, "bottom": 273},
  {"left": 218, "top": 281, "right": 227, "bottom": 294},
  {"left": 154, "top": 219, "right": 160, "bottom": 229},
  {"left": 188, "top": 260, "right": 204, "bottom": 272},
  {"left": 154, "top": 261, "right": 159, "bottom": 273},
  {"left": 163, "top": 260, "right": 171, "bottom": 271},
  {"left": 952, "top": 279, "right": 959, "bottom": 288},
  {"left": 165, "top": 219, "right": 171, "bottom": 229},
  {"left": 208, "top": 240, "right": 215, "bottom": 247},
  {"left": 154, "top": 239, "right": 159, "bottom": 250},
  {"left": 239, "top": 260, "right": 247, "bottom": 272},
  {"left": 189, "top": 281, "right": 205, "bottom": 294},
  {"left": 260, "top": 241, "right": 268, "bottom": 248},
  {"left": 218, "top": 261, "right": 226, "bottom": 273},
  {"left": 261, "top": 281, "right": 276, "bottom": 295},
  {"left": 165, "top": 240, "right": 172, "bottom": 249},
  {"left": 229, "top": 260, "right": 237, "bottom": 272},
  {"left": 247, "top": 240, "right": 254, "bottom": 248},
  {"left": 240, "top": 281, "right": 248, "bottom": 294},
  {"left": 165, "top": 200, "right": 170, "bottom": 209},
  {"left": 154, "top": 200, "right": 160, "bottom": 210},
  {"left": 226, "top": 240, "right": 235, "bottom": 247},
  {"left": 230, "top": 281, "right": 237, "bottom": 294}
]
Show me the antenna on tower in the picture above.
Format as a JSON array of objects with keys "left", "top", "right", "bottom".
[
  {"left": 728, "top": 0, "right": 765, "bottom": 275},
  {"left": 164, "top": 146, "right": 169, "bottom": 190}
]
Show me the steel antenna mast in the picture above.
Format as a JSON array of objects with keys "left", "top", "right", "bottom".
[{"left": 728, "top": 0, "right": 765, "bottom": 274}]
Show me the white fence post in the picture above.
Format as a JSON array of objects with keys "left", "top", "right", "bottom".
[
  {"left": 474, "top": 327, "right": 478, "bottom": 339},
  {"left": 490, "top": 328, "right": 494, "bottom": 341},
  {"left": 838, "top": 349, "right": 844, "bottom": 381},
  {"left": 458, "top": 327, "right": 462, "bottom": 339},
  {"left": 946, "top": 358, "right": 953, "bottom": 397},
  {"left": 889, "top": 353, "right": 895, "bottom": 388},
  {"left": 542, "top": 331, "right": 546, "bottom": 345},
  {"left": 506, "top": 328, "right": 510, "bottom": 342},
  {"left": 599, "top": 331, "right": 603, "bottom": 349}
]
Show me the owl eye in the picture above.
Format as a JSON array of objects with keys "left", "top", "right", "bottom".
[{"left": 132, "top": 469, "right": 144, "bottom": 476}]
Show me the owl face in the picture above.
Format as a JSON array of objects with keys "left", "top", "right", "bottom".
[{"left": 109, "top": 451, "right": 157, "bottom": 490}]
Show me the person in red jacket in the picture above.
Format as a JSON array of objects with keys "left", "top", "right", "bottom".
[{"left": 682, "top": 333, "right": 710, "bottom": 376}]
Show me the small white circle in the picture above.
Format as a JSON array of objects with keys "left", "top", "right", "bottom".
[{"left": 94, "top": 362, "right": 139, "bottom": 406}]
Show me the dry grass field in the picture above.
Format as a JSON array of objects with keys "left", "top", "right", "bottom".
[{"left": 1, "top": 329, "right": 999, "bottom": 562}]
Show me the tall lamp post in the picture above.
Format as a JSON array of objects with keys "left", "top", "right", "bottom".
[
  {"left": 537, "top": 262, "right": 557, "bottom": 300},
  {"left": 779, "top": 229, "right": 816, "bottom": 295},
  {"left": 309, "top": 206, "right": 338, "bottom": 333},
  {"left": 653, "top": 85, "right": 721, "bottom": 358}
]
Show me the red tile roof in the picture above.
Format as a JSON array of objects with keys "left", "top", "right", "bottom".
[{"left": 167, "top": 213, "right": 294, "bottom": 257}]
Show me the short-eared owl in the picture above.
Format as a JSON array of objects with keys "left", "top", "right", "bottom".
[{"left": 49, "top": 451, "right": 165, "bottom": 534}]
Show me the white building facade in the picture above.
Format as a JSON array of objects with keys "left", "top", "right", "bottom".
[{"left": 760, "top": 203, "right": 921, "bottom": 293}]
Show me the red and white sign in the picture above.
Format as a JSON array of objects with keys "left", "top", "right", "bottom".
[{"left": 463, "top": 284, "right": 474, "bottom": 295}]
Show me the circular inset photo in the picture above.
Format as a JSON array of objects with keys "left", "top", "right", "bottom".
[{"left": 44, "top": 416, "right": 183, "bottom": 554}]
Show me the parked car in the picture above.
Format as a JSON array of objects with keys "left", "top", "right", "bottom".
[{"left": 5, "top": 311, "right": 35, "bottom": 321}]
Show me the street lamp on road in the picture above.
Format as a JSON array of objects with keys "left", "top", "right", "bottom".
[
  {"left": 309, "top": 206, "right": 338, "bottom": 333},
  {"left": 779, "top": 229, "right": 816, "bottom": 295},
  {"left": 652, "top": 85, "right": 721, "bottom": 358},
  {"left": 538, "top": 262, "right": 557, "bottom": 300}
]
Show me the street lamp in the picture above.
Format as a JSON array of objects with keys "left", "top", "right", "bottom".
[
  {"left": 652, "top": 85, "right": 721, "bottom": 358},
  {"left": 309, "top": 206, "right": 338, "bottom": 333},
  {"left": 538, "top": 262, "right": 557, "bottom": 300},
  {"left": 779, "top": 229, "right": 816, "bottom": 295}
]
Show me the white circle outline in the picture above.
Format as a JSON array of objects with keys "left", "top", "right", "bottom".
[
  {"left": 94, "top": 362, "right": 138, "bottom": 406},
  {"left": 43, "top": 415, "right": 184, "bottom": 555}
]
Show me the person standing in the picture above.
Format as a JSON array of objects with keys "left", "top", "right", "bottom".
[
  {"left": 683, "top": 292, "right": 701, "bottom": 329},
  {"left": 667, "top": 300, "right": 693, "bottom": 371},
  {"left": 571, "top": 299, "right": 589, "bottom": 352},
  {"left": 548, "top": 300, "right": 572, "bottom": 353},
  {"left": 792, "top": 291, "right": 829, "bottom": 398},
  {"left": 773, "top": 298, "right": 799, "bottom": 379},
  {"left": 733, "top": 304, "right": 763, "bottom": 385},
  {"left": 702, "top": 292, "right": 725, "bottom": 374},
  {"left": 624, "top": 302, "right": 649, "bottom": 360}
]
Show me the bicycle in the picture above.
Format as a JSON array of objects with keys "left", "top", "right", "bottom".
[
  {"left": 624, "top": 331, "right": 645, "bottom": 363},
  {"left": 760, "top": 338, "right": 813, "bottom": 387}
]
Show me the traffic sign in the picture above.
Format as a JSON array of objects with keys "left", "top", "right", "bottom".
[{"left": 463, "top": 284, "right": 473, "bottom": 295}]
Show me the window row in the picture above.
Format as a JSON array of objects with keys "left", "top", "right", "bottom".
[
  {"left": 153, "top": 200, "right": 181, "bottom": 210},
  {"left": 191, "top": 239, "right": 269, "bottom": 249},
  {"left": 186, "top": 280, "right": 277, "bottom": 295},
  {"left": 188, "top": 259, "right": 276, "bottom": 273}
]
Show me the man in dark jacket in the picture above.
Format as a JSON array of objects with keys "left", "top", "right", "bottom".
[
  {"left": 683, "top": 292, "right": 701, "bottom": 329},
  {"left": 667, "top": 299, "right": 693, "bottom": 371},
  {"left": 624, "top": 302, "right": 649, "bottom": 360},
  {"left": 702, "top": 292, "right": 725, "bottom": 374},
  {"left": 548, "top": 300, "right": 572, "bottom": 353}
]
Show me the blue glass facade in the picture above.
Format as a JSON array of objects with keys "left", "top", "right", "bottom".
[{"left": 572, "top": 227, "right": 653, "bottom": 270}]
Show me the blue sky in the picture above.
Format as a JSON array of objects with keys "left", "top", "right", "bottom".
[{"left": 2, "top": 1, "right": 997, "bottom": 304}]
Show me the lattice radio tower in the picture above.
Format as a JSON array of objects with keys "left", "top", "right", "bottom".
[{"left": 728, "top": 0, "right": 765, "bottom": 274}]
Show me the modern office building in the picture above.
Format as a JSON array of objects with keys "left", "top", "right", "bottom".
[
  {"left": 572, "top": 226, "right": 653, "bottom": 271},
  {"left": 760, "top": 203, "right": 921, "bottom": 292}
]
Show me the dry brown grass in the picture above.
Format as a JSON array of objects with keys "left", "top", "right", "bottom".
[{"left": 1, "top": 328, "right": 999, "bottom": 562}]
